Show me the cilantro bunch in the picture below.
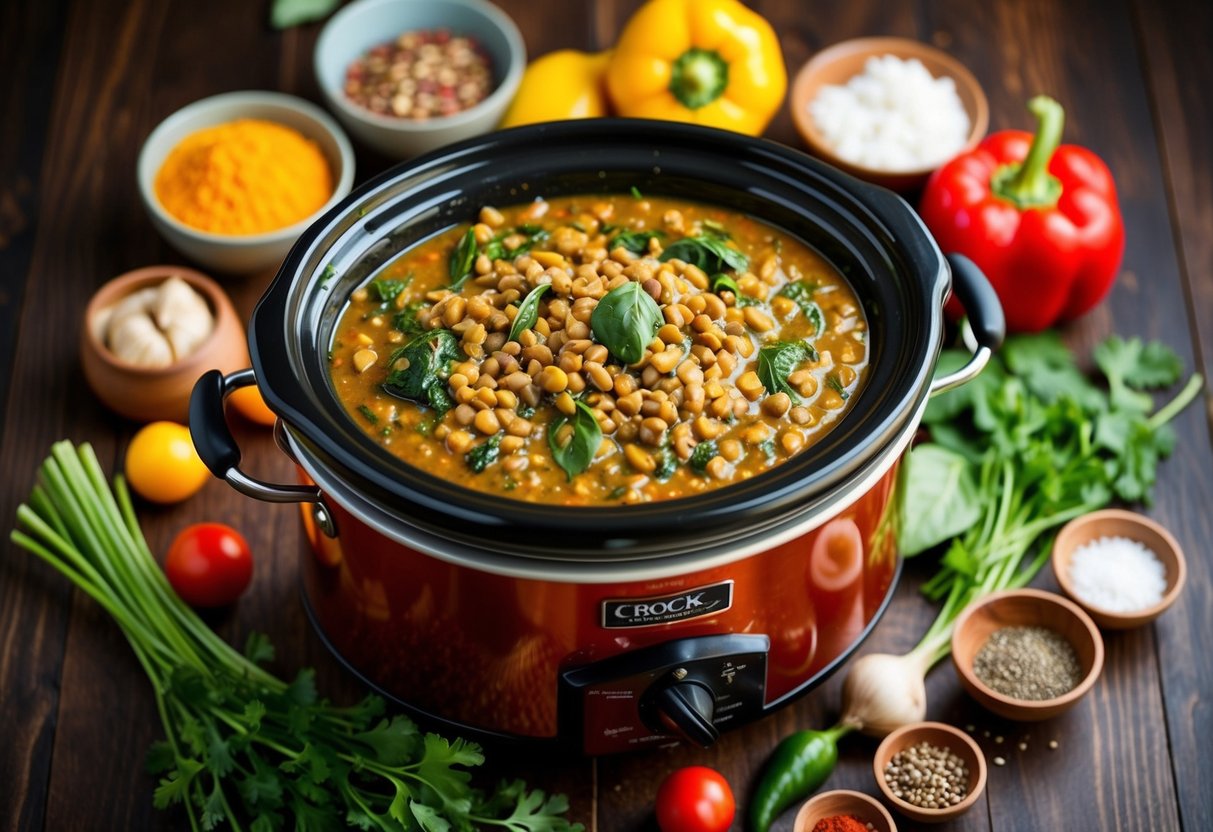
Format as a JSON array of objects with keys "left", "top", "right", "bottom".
[
  {"left": 900, "top": 333, "right": 1202, "bottom": 665},
  {"left": 11, "top": 442, "right": 581, "bottom": 832}
]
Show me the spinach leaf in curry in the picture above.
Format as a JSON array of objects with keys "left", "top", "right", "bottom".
[
  {"left": 448, "top": 228, "right": 478, "bottom": 290},
  {"left": 660, "top": 231, "right": 749, "bottom": 274},
  {"left": 548, "top": 399, "right": 603, "bottom": 480},
  {"left": 383, "top": 329, "right": 463, "bottom": 416},
  {"left": 590, "top": 281, "right": 663, "bottom": 364},
  {"left": 508, "top": 284, "right": 552, "bottom": 342},
  {"left": 777, "top": 279, "right": 825, "bottom": 334},
  {"left": 757, "top": 341, "right": 818, "bottom": 400}
]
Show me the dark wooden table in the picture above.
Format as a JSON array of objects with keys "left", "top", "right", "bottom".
[{"left": 3, "top": 1, "right": 1211, "bottom": 830}]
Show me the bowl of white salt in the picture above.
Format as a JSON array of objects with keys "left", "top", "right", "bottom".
[
  {"left": 790, "top": 37, "right": 988, "bottom": 192},
  {"left": 1052, "top": 509, "right": 1187, "bottom": 629}
]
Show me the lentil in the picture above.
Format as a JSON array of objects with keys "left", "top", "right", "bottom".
[
  {"left": 343, "top": 29, "right": 494, "bottom": 120},
  {"left": 883, "top": 740, "right": 970, "bottom": 809},
  {"left": 973, "top": 626, "right": 1083, "bottom": 701}
]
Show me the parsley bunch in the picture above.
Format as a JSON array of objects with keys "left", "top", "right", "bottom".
[
  {"left": 900, "top": 333, "right": 1202, "bottom": 664},
  {"left": 11, "top": 442, "right": 581, "bottom": 832}
]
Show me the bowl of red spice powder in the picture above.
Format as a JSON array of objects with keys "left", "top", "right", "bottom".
[{"left": 793, "top": 789, "right": 897, "bottom": 832}]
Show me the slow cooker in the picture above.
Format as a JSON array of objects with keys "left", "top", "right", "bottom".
[{"left": 190, "top": 120, "right": 1003, "bottom": 754}]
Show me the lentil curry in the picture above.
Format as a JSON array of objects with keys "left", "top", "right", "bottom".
[{"left": 329, "top": 194, "right": 868, "bottom": 505}]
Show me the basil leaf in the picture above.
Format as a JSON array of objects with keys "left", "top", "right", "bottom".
[
  {"left": 465, "top": 434, "right": 502, "bottom": 473},
  {"left": 548, "top": 400, "right": 602, "bottom": 480},
  {"left": 757, "top": 341, "right": 817, "bottom": 398},
  {"left": 590, "top": 281, "right": 663, "bottom": 364},
  {"left": 449, "top": 228, "right": 478, "bottom": 290},
  {"left": 689, "top": 440, "right": 718, "bottom": 474},
  {"left": 609, "top": 229, "right": 666, "bottom": 255},
  {"left": 382, "top": 330, "right": 463, "bottom": 416},
  {"left": 660, "top": 234, "right": 749, "bottom": 274},
  {"left": 508, "top": 284, "right": 551, "bottom": 342},
  {"left": 711, "top": 273, "right": 739, "bottom": 295},
  {"left": 777, "top": 280, "right": 824, "bottom": 334}
]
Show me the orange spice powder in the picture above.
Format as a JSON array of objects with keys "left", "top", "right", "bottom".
[{"left": 154, "top": 118, "right": 333, "bottom": 235}]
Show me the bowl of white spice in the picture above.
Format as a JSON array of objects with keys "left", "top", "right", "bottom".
[
  {"left": 790, "top": 37, "right": 989, "bottom": 192},
  {"left": 1052, "top": 509, "right": 1187, "bottom": 629}
]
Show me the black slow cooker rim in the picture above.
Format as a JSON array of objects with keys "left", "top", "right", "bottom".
[{"left": 250, "top": 119, "right": 948, "bottom": 552}]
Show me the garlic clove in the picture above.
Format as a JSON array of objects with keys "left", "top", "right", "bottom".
[
  {"left": 107, "top": 312, "right": 175, "bottom": 368},
  {"left": 152, "top": 276, "right": 214, "bottom": 360}
]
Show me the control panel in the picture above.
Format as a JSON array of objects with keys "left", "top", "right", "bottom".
[{"left": 558, "top": 634, "right": 769, "bottom": 755}]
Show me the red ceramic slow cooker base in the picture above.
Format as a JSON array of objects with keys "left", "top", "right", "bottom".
[{"left": 298, "top": 465, "right": 899, "bottom": 746}]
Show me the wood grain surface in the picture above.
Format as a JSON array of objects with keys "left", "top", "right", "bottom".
[{"left": 1, "top": 1, "right": 1210, "bottom": 831}]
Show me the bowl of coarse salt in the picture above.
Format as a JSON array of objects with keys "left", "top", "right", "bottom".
[
  {"left": 790, "top": 37, "right": 988, "bottom": 192},
  {"left": 1052, "top": 509, "right": 1187, "bottom": 629}
]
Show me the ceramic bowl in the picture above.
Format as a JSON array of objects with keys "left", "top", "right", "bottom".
[
  {"left": 873, "top": 722, "right": 986, "bottom": 824},
  {"left": 137, "top": 91, "right": 355, "bottom": 275},
  {"left": 790, "top": 37, "right": 989, "bottom": 192},
  {"left": 951, "top": 588, "right": 1104, "bottom": 721},
  {"left": 793, "top": 789, "right": 897, "bottom": 832},
  {"left": 1052, "top": 509, "right": 1187, "bottom": 629},
  {"left": 81, "top": 265, "right": 249, "bottom": 423},
  {"left": 314, "top": 0, "right": 525, "bottom": 159}
]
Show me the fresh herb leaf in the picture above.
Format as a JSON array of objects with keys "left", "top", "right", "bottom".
[
  {"left": 1094, "top": 335, "right": 1182, "bottom": 412},
  {"left": 368, "top": 278, "right": 406, "bottom": 304},
  {"left": 483, "top": 226, "right": 551, "bottom": 261},
  {"left": 590, "top": 281, "right": 663, "bottom": 364},
  {"left": 899, "top": 445, "right": 985, "bottom": 556},
  {"left": 547, "top": 400, "right": 602, "bottom": 480},
  {"left": 630, "top": 186, "right": 643, "bottom": 200},
  {"left": 653, "top": 448, "right": 678, "bottom": 481},
  {"left": 449, "top": 228, "right": 478, "bottom": 290},
  {"left": 757, "top": 341, "right": 816, "bottom": 398},
  {"left": 609, "top": 229, "right": 666, "bottom": 254},
  {"left": 1002, "top": 331, "right": 1104, "bottom": 410},
  {"left": 777, "top": 280, "right": 824, "bottom": 333},
  {"left": 711, "top": 273, "right": 739, "bottom": 296},
  {"left": 392, "top": 300, "right": 428, "bottom": 337},
  {"left": 244, "top": 632, "right": 275, "bottom": 666},
  {"left": 383, "top": 330, "right": 463, "bottom": 416},
  {"left": 356, "top": 405, "right": 379, "bottom": 425},
  {"left": 466, "top": 434, "right": 503, "bottom": 473},
  {"left": 319, "top": 263, "right": 337, "bottom": 285},
  {"left": 827, "top": 374, "right": 850, "bottom": 400},
  {"left": 689, "top": 440, "right": 717, "bottom": 474},
  {"left": 270, "top": 0, "right": 338, "bottom": 29},
  {"left": 509, "top": 284, "right": 552, "bottom": 342},
  {"left": 660, "top": 233, "right": 749, "bottom": 274},
  {"left": 757, "top": 438, "right": 777, "bottom": 463},
  {"left": 700, "top": 218, "right": 728, "bottom": 236}
]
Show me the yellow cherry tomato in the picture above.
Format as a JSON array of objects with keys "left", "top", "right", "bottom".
[
  {"left": 500, "top": 50, "right": 613, "bottom": 128},
  {"left": 125, "top": 421, "right": 210, "bottom": 504},
  {"left": 228, "top": 384, "right": 277, "bottom": 427}
]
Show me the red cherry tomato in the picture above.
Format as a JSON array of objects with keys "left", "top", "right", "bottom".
[
  {"left": 165, "top": 523, "right": 253, "bottom": 607},
  {"left": 655, "top": 766, "right": 735, "bottom": 832}
]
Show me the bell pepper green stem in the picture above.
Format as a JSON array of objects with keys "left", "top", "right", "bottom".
[
  {"left": 669, "top": 48, "right": 729, "bottom": 110},
  {"left": 992, "top": 95, "right": 1065, "bottom": 209}
]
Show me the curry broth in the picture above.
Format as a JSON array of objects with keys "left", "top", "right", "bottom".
[{"left": 329, "top": 194, "right": 868, "bottom": 505}]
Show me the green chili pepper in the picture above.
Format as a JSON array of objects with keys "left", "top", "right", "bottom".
[{"left": 747, "top": 723, "right": 853, "bottom": 832}]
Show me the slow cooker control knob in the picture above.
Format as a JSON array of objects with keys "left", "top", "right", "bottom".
[{"left": 647, "top": 679, "right": 719, "bottom": 747}]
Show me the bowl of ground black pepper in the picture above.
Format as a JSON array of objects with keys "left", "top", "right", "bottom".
[
  {"left": 873, "top": 722, "right": 986, "bottom": 823},
  {"left": 951, "top": 588, "right": 1104, "bottom": 721}
]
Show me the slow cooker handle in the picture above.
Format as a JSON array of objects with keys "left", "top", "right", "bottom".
[
  {"left": 189, "top": 368, "right": 324, "bottom": 505},
  {"left": 929, "top": 253, "right": 1006, "bottom": 396}
]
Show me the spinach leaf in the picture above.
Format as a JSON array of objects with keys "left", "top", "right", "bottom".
[
  {"left": 382, "top": 330, "right": 463, "bottom": 416},
  {"left": 609, "top": 228, "right": 666, "bottom": 255},
  {"left": 508, "top": 284, "right": 551, "bottom": 342},
  {"left": 547, "top": 400, "right": 602, "bottom": 480},
  {"left": 465, "top": 434, "right": 502, "bottom": 473},
  {"left": 827, "top": 374, "right": 850, "bottom": 400},
  {"left": 653, "top": 448, "right": 678, "bottom": 481},
  {"left": 660, "top": 233, "right": 749, "bottom": 274},
  {"left": 482, "top": 226, "right": 550, "bottom": 262},
  {"left": 757, "top": 341, "right": 817, "bottom": 398},
  {"left": 590, "top": 281, "right": 663, "bottom": 364},
  {"left": 689, "top": 440, "right": 718, "bottom": 474},
  {"left": 777, "top": 280, "right": 824, "bottom": 334},
  {"left": 898, "top": 445, "right": 985, "bottom": 556},
  {"left": 392, "top": 300, "right": 428, "bottom": 337},
  {"left": 368, "top": 278, "right": 406, "bottom": 304},
  {"left": 449, "top": 228, "right": 478, "bottom": 290},
  {"left": 711, "top": 273, "right": 739, "bottom": 296}
]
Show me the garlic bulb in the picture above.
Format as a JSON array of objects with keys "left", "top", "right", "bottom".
[
  {"left": 839, "top": 651, "right": 930, "bottom": 737},
  {"left": 100, "top": 276, "right": 214, "bottom": 367}
]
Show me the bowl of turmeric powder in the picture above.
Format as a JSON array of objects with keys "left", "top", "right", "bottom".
[{"left": 138, "top": 91, "right": 355, "bottom": 275}]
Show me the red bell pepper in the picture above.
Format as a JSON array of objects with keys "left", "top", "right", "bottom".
[{"left": 919, "top": 96, "right": 1125, "bottom": 333}]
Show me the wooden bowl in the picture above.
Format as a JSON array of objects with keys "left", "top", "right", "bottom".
[
  {"left": 81, "top": 265, "right": 249, "bottom": 423},
  {"left": 872, "top": 722, "right": 985, "bottom": 824},
  {"left": 1052, "top": 509, "right": 1186, "bottom": 629},
  {"left": 790, "top": 37, "right": 988, "bottom": 192},
  {"left": 951, "top": 588, "right": 1104, "bottom": 721},
  {"left": 792, "top": 789, "right": 897, "bottom": 832}
]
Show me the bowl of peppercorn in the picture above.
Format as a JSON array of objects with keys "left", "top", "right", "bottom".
[
  {"left": 951, "top": 588, "right": 1105, "bottom": 721},
  {"left": 873, "top": 722, "right": 986, "bottom": 824},
  {"left": 314, "top": 0, "right": 526, "bottom": 159}
]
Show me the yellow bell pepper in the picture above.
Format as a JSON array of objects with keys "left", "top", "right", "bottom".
[
  {"left": 500, "top": 50, "right": 613, "bottom": 128},
  {"left": 605, "top": 0, "right": 787, "bottom": 136}
]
